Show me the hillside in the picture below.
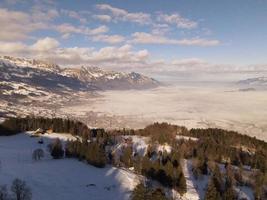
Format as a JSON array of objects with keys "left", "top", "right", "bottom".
[
  {"left": 0, "top": 133, "right": 141, "bottom": 200},
  {"left": 0, "top": 55, "right": 160, "bottom": 120},
  {"left": 0, "top": 118, "right": 265, "bottom": 200}
]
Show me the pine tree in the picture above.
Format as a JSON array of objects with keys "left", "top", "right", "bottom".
[
  {"left": 223, "top": 173, "right": 236, "bottom": 200},
  {"left": 131, "top": 183, "right": 147, "bottom": 200},
  {"left": 141, "top": 155, "right": 150, "bottom": 174},
  {"left": 212, "top": 164, "right": 223, "bottom": 194},
  {"left": 50, "top": 139, "right": 64, "bottom": 159},
  {"left": 176, "top": 170, "right": 187, "bottom": 195},
  {"left": 254, "top": 172, "right": 264, "bottom": 200},
  {"left": 150, "top": 188, "right": 167, "bottom": 200},
  {"left": 121, "top": 146, "right": 133, "bottom": 167},
  {"left": 86, "top": 142, "right": 106, "bottom": 168},
  {"left": 205, "top": 178, "right": 221, "bottom": 200},
  {"left": 133, "top": 155, "right": 142, "bottom": 173}
]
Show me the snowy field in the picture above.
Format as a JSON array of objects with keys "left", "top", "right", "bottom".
[
  {"left": 0, "top": 133, "right": 140, "bottom": 200},
  {"left": 0, "top": 133, "right": 205, "bottom": 200},
  {"left": 62, "top": 84, "right": 267, "bottom": 141}
]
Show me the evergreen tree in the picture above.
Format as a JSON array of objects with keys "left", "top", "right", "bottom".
[
  {"left": 133, "top": 155, "right": 142, "bottom": 173},
  {"left": 86, "top": 142, "right": 106, "bottom": 168},
  {"left": 205, "top": 178, "right": 221, "bottom": 200},
  {"left": 212, "top": 164, "right": 223, "bottom": 194},
  {"left": 176, "top": 170, "right": 187, "bottom": 195},
  {"left": 253, "top": 172, "right": 265, "bottom": 200},
  {"left": 131, "top": 183, "right": 147, "bottom": 200},
  {"left": 50, "top": 139, "right": 64, "bottom": 159},
  {"left": 120, "top": 146, "right": 133, "bottom": 167},
  {"left": 141, "top": 155, "right": 151, "bottom": 174},
  {"left": 150, "top": 188, "right": 168, "bottom": 200},
  {"left": 222, "top": 186, "right": 236, "bottom": 200},
  {"left": 223, "top": 170, "right": 236, "bottom": 200}
]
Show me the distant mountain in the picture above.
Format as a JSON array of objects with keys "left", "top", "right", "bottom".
[
  {"left": 237, "top": 77, "right": 267, "bottom": 89},
  {"left": 61, "top": 66, "right": 159, "bottom": 90},
  {"left": 0, "top": 56, "right": 160, "bottom": 99}
]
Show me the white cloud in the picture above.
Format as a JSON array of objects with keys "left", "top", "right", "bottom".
[
  {"left": 157, "top": 13, "right": 198, "bottom": 29},
  {"left": 89, "top": 25, "right": 109, "bottom": 35},
  {"left": 55, "top": 24, "right": 127, "bottom": 44},
  {"left": 96, "top": 4, "right": 151, "bottom": 25},
  {"left": 55, "top": 23, "right": 109, "bottom": 36},
  {"left": 0, "top": 41, "right": 28, "bottom": 54},
  {"left": 151, "top": 24, "right": 170, "bottom": 35},
  {"left": 31, "top": 37, "right": 59, "bottom": 52},
  {"left": 176, "top": 38, "right": 220, "bottom": 46},
  {"left": 0, "top": 39, "right": 150, "bottom": 68},
  {"left": 92, "top": 34, "right": 125, "bottom": 44},
  {"left": 171, "top": 58, "right": 207, "bottom": 66},
  {"left": 61, "top": 33, "right": 71, "bottom": 39},
  {"left": 0, "top": 8, "right": 48, "bottom": 41},
  {"left": 61, "top": 9, "right": 87, "bottom": 24},
  {"left": 93, "top": 14, "right": 112, "bottom": 22},
  {"left": 1, "top": 39, "right": 266, "bottom": 73},
  {"left": 31, "top": 7, "right": 59, "bottom": 22},
  {"left": 131, "top": 32, "right": 220, "bottom": 46}
]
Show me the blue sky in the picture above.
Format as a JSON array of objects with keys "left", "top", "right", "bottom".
[{"left": 0, "top": 0, "right": 267, "bottom": 72}]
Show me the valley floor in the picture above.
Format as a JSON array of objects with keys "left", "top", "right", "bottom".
[{"left": 61, "top": 85, "right": 267, "bottom": 142}]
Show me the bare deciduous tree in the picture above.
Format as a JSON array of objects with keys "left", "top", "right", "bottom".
[
  {"left": 11, "top": 179, "right": 32, "bottom": 200},
  {"left": 0, "top": 185, "right": 8, "bottom": 200},
  {"left": 32, "top": 149, "right": 44, "bottom": 161}
]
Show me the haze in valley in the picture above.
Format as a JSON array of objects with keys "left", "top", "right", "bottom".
[{"left": 61, "top": 71, "right": 267, "bottom": 141}]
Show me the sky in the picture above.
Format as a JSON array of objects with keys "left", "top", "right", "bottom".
[{"left": 0, "top": 0, "right": 267, "bottom": 74}]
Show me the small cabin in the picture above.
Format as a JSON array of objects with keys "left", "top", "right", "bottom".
[{"left": 34, "top": 128, "right": 46, "bottom": 135}]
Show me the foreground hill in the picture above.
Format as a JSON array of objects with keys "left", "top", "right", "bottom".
[
  {"left": 1, "top": 117, "right": 265, "bottom": 199},
  {"left": 0, "top": 133, "right": 141, "bottom": 200}
]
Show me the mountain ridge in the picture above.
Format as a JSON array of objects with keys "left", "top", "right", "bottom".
[{"left": 0, "top": 55, "right": 160, "bottom": 96}]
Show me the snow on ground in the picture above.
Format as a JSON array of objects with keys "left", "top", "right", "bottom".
[
  {"left": 176, "top": 135, "right": 199, "bottom": 141},
  {"left": 0, "top": 132, "right": 254, "bottom": 200},
  {"left": 181, "top": 159, "right": 209, "bottom": 200},
  {"left": 0, "top": 133, "right": 141, "bottom": 200},
  {"left": 122, "top": 135, "right": 172, "bottom": 155},
  {"left": 26, "top": 131, "right": 78, "bottom": 142},
  {"left": 123, "top": 135, "right": 149, "bottom": 156},
  {"left": 156, "top": 144, "right": 172, "bottom": 153},
  {"left": 235, "top": 186, "right": 254, "bottom": 200},
  {"left": 1, "top": 81, "right": 49, "bottom": 96}
]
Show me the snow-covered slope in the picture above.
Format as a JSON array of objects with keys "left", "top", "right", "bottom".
[
  {"left": 0, "top": 133, "right": 201, "bottom": 200},
  {"left": 62, "top": 66, "right": 159, "bottom": 90},
  {"left": 0, "top": 55, "right": 159, "bottom": 94},
  {"left": 0, "top": 132, "right": 255, "bottom": 200},
  {"left": 0, "top": 133, "right": 141, "bottom": 200},
  {"left": 0, "top": 56, "right": 61, "bottom": 72},
  {"left": 0, "top": 56, "right": 89, "bottom": 100},
  {"left": 0, "top": 56, "right": 159, "bottom": 118}
]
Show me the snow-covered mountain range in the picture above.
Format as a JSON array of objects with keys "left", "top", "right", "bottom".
[
  {"left": 237, "top": 76, "right": 267, "bottom": 90},
  {"left": 0, "top": 56, "right": 159, "bottom": 99},
  {"left": 238, "top": 77, "right": 267, "bottom": 86}
]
